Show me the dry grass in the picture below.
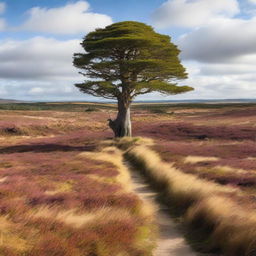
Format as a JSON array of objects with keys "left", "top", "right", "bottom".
[
  {"left": 184, "top": 156, "right": 219, "bottom": 164},
  {"left": 126, "top": 144, "right": 235, "bottom": 197},
  {"left": 2, "top": 104, "right": 256, "bottom": 255},
  {"left": 186, "top": 195, "right": 256, "bottom": 255},
  {"left": 0, "top": 110, "right": 156, "bottom": 255},
  {"left": 0, "top": 216, "right": 29, "bottom": 252},
  {"left": 79, "top": 146, "right": 133, "bottom": 191},
  {"left": 79, "top": 144, "right": 157, "bottom": 220},
  {"left": 44, "top": 181, "right": 73, "bottom": 195},
  {"left": 32, "top": 206, "right": 136, "bottom": 228},
  {"left": 122, "top": 138, "right": 256, "bottom": 255},
  {"left": 0, "top": 110, "right": 108, "bottom": 137}
]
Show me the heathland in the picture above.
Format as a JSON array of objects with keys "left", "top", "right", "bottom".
[{"left": 0, "top": 102, "right": 256, "bottom": 255}]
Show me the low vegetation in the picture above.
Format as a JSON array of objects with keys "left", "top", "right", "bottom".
[
  {"left": 122, "top": 141, "right": 256, "bottom": 255},
  {"left": 0, "top": 110, "right": 156, "bottom": 255},
  {"left": 1, "top": 103, "right": 256, "bottom": 255},
  {"left": 118, "top": 104, "right": 256, "bottom": 255}
]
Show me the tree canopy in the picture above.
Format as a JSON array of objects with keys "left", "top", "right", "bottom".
[{"left": 73, "top": 21, "right": 193, "bottom": 102}]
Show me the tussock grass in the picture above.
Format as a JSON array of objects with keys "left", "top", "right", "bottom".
[
  {"left": 32, "top": 206, "right": 136, "bottom": 228},
  {"left": 79, "top": 145, "right": 157, "bottom": 220},
  {"left": 101, "top": 137, "right": 154, "bottom": 151},
  {"left": 186, "top": 195, "right": 256, "bottom": 255},
  {"left": 184, "top": 156, "right": 219, "bottom": 164},
  {"left": 0, "top": 177, "right": 7, "bottom": 183},
  {"left": 44, "top": 181, "right": 73, "bottom": 195},
  {"left": 78, "top": 145, "right": 157, "bottom": 253},
  {"left": 126, "top": 145, "right": 235, "bottom": 204},
  {"left": 122, "top": 139, "right": 256, "bottom": 255},
  {"left": 198, "top": 165, "right": 247, "bottom": 175},
  {"left": 0, "top": 216, "right": 29, "bottom": 252},
  {"left": 79, "top": 146, "right": 132, "bottom": 191},
  {"left": 190, "top": 165, "right": 256, "bottom": 188},
  {"left": 0, "top": 126, "right": 156, "bottom": 255}
]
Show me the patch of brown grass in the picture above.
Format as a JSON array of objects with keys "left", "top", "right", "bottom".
[{"left": 184, "top": 156, "right": 219, "bottom": 164}]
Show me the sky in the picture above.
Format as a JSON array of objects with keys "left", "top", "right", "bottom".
[{"left": 0, "top": 0, "right": 256, "bottom": 101}]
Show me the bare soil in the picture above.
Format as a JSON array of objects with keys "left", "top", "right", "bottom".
[{"left": 129, "top": 169, "right": 199, "bottom": 256}]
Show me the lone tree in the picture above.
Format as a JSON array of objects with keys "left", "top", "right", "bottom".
[{"left": 73, "top": 21, "right": 193, "bottom": 137}]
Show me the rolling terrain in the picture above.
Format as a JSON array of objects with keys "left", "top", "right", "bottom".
[{"left": 0, "top": 102, "right": 255, "bottom": 255}]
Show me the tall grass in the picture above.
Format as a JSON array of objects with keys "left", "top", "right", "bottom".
[
  {"left": 0, "top": 121, "right": 157, "bottom": 255},
  {"left": 123, "top": 141, "right": 256, "bottom": 255}
]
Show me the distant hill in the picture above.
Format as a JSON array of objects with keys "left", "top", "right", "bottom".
[
  {"left": 133, "top": 99, "right": 256, "bottom": 104},
  {"left": 1, "top": 98, "right": 256, "bottom": 104},
  {"left": 37, "top": 99, "right": 256, "bottom": 104},
  {"left": 0, "top": 99, "right": 31, "bottom": 104}
]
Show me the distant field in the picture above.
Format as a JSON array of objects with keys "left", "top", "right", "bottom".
[
  {"left": 0, "top": 102, "right": 115, "bottom": 111},
  {"left": 0, "top": 103, "right": 256, "bottom": 255},
  {"left": 1, "top": 101, "right": 256, "bottom": 111}
]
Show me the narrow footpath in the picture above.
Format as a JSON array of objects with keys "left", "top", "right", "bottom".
[{"left": 127, "top": 164, "right": 200, "bottom": 256}]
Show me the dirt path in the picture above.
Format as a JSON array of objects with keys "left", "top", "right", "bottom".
[{"left": 129, "top": 168, "right": 199, "bottom": 256}]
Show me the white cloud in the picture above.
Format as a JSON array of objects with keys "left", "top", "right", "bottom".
[
  {"left": 178, "top": 17, "right": 256, "bottom": 62},
  {"left": 0, "top": 80, "right": 90, "bottom": 101},
  {"left": 0, "top": 37, "right": 91, "bottom": 101},
  {"left": 0, "top": 37, "right": 83, "bottom": 80},
  {"left": 136, "top": 57, "right": 256, "bottom": 100},
  {"left": 152, "top": 0, "right": 239, "bottom": 28},
  {"left": 171, "top": 60, "right": 256, "bottom": 99},
  {"left": 20, "top": 1, "right": 112, "bottom": 35},
  {"left": 175, "top": 16, "right": 256, "bottom": 99},
  {"left": 200, "top": 62, "right": 256, "bottom": 76},
  {"left": 249, "top": 0, "right": 256, "bottom": 4},
  {"left": 28, "top": 87, "right": 45, "bottom": 95},
  {"left": 27, "top": 84, "right": 74, "bottom": 96},
  {"left": 149, "top": 1, "right": 256, "bottom": 100}
]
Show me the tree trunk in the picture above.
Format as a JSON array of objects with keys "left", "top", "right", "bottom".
[{"left": 108, "top": 99, "right": 132, "bottom": 137}]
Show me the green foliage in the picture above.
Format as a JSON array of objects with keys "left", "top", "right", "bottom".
[{"left": 73, "top": 21, "right": 193, "bottom": 101}]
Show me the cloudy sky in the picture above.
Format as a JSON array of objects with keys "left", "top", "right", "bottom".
[{"left": 0, "top": 0, "right": 256, "bottom": 101}]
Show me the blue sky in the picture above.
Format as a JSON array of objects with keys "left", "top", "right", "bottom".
[
  {"left": 2, "top": 0, "right": 183, "bottom": 39},
  {"left": 0, "top": 0, "right": 256, "bottom": 101},
  {"left": 4, "top": 0, "right": 163, "bottom": 25}
]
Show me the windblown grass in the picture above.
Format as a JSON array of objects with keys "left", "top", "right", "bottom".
[
  {"left": 184, "top": 156, "right": 219, "bottom": 164},
  {"left": 123, "top": 140, "right": 256, "bottom": 255},
  {"left": 0, "top": 111, "right": 156, "bottom": 255},
  {"left": 1, "top": 103, "right": 256, "bottom": 255}
]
